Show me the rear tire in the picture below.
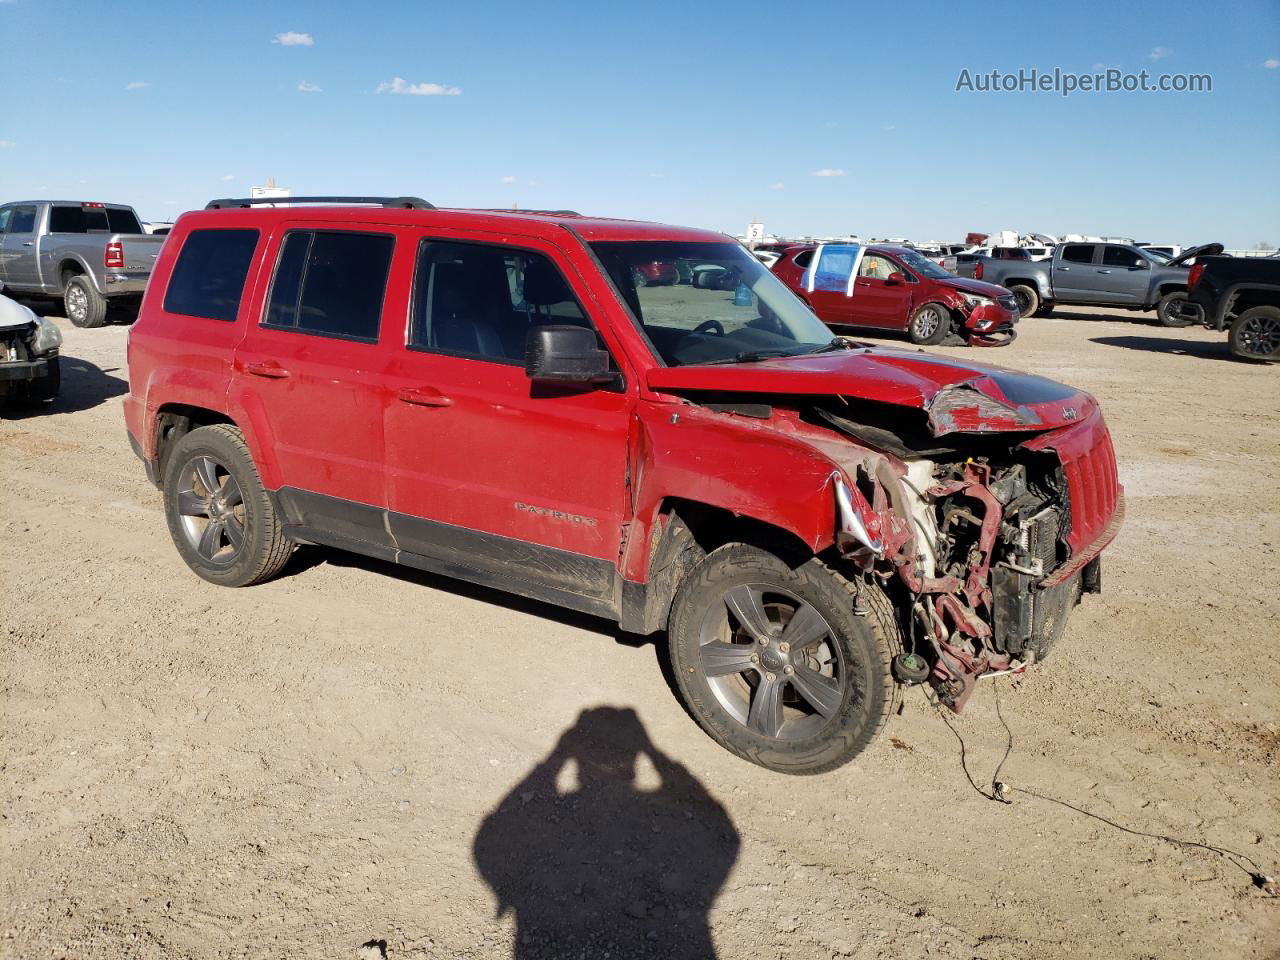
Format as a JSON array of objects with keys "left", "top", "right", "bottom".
[
  {"left": 1156, "top": 290, "right": 1192, "bottom": 327},
  {"left": 64, "top": 275, "right": 109, "bottom": 328},
  {"left": 1008, "top": 284, "right": 1039, "bottom": 319},
  {"left": 667, "top": 545, "right": 895, "bottom": 775},
  {"left": 162, "top": 424, "right": 293, "bottom": 587},
  {"left": 1228, "top": 305, "right": 1280, "bottom": 362}
]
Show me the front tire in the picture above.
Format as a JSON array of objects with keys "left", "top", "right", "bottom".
[
  {"left": 1228, "top": 305, "right": 1280, "bottom": 362},
  {"left": 1008, "top": 283, "right": 1039, "bottom": 319},
  {"left": 162, "top": 424, "right": 293, "bottom": 587},
  {"left": 1156, "top": 290, "right": 1193, "bottom": 327},
  {"left": 668, "top": 545, "right": 895, "bottom": 775},
  {"left": 64, "top": 275, "right": 109, "bottom": 328},
  {"left": 907, "top": 302, "right": 950, "bottom": 345}
]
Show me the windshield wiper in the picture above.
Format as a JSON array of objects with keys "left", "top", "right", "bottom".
[
  {"left": 807, "top": 337, "right": 858, "bottom": 354},
  {"left": 699, "top": 349, "right": 798, "bottom": 365}
]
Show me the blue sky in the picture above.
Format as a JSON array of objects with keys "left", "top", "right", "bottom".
[{"left": 1, "top": 0, "right": 1277, "bottom": 246}]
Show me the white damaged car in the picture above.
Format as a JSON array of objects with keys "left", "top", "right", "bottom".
[{"left": 0, "top": 293, "right": 62, "bottom": 403}]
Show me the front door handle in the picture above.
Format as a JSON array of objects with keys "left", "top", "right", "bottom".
[
  {"left": 243, "top": 360, "right": 290, "bottom": 379},
  {"left": 22, "top": 241, "right": 34, "bottom": 247},
  {"left": 397, "top": 386, "right": 453, "bottom": 407},
  {"left": 1097, "top": 269, "right": 1112, "bottom": 274}
]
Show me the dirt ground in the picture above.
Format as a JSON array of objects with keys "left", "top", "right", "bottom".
[{"left": 2, "top": 305, "right": 1278, "bottom": 960}]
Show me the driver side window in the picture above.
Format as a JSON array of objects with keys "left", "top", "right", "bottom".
[{"left": 858, "top": 256, "right": 896, "bottom": 280}]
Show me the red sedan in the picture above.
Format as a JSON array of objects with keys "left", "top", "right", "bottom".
[{"left": 771, "top": 244, "right": 1018, "bottom": 346}]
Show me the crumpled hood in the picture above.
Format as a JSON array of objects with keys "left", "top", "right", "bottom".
[
  {"left": 941, "top": 276, "right": 1013, "bottom": 299},
  {"left": 0, "top": 294, "right": 37, "bottom": 331},
  {"left": 646, "top": 346, "right": 1095, "bottom": 436}
]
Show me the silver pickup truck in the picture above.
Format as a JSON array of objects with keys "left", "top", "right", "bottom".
[
  {"left": 968, "top": 241, "right": 1222, "bottom": 325},
  {"left": 0, "top": 200, "right": 165, "bottom": 327}
]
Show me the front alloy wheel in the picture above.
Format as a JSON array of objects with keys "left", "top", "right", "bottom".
[{"left": 669, "top": 545, "right": 895, "bottom": 774}]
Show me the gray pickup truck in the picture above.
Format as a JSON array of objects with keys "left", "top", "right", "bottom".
[
  {"left": 970, "top": 240, "right": 1222, "bottom": 325},
  {"left": 0, "top": 200, "right": 164, "bottom": 327}
]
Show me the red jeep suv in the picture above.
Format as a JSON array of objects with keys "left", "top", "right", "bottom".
[
  {"left": 125, "top": 197, "right": 1122, "bottom": 774},
  {"left": 771, "top": 243, "right": 1019, "bottom": 346}
]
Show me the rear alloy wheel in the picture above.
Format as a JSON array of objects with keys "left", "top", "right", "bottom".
[
  {"left": 1156, "top": 290, "right": 1193, "bottom": 327},
  {"left": 163, "top": 424, "right": 293, "bottom": 586},
  {"left": 668, "top": 545, "right": 894, "bottom": 775},
  {"left": 1008, "top": 283, "right": 1039, "bottom": 319},
  {"left": 64, "top": 274, "right": 109, "bottom": 328},
  {"left": 1228, "top": 305, "right": 1280, "bottom": 362},
  {"left": 908, "top": 303, "right": 950, "bottom": 345}
]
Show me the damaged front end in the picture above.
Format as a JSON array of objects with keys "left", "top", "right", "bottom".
[{"left": 820, "top": 392, "right": 1121, "bottom": 713}]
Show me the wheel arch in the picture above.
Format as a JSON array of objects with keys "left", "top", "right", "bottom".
[
  {"left": 620, "top": 496, "right": 819, "bottom": 636},
  {"left": 151, "top": 402, "right": 238, "bottom": 485},
  {"left": 58, "top": 256, "right": 96, "bottom": 289}
]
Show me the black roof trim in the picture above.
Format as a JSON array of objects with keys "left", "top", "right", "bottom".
[{"left": 205, "top": 196, "right": 434, "bottom": 210}]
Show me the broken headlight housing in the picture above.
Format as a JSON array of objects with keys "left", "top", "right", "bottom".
[
  {"left": 929, "top": 385, "right": 1040, "bottom": 430},
  {"left": 959, "top": 293, "right": 994, "bottom": 311},
  {"left": 30, "top": 316, "right": 62, "bottom": 356}
]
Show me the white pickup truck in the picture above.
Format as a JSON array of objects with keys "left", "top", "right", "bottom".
[{"left": 0, "top": 201, "right": 165, "bottom": 327}]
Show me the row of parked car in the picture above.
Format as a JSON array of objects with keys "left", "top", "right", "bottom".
[{"left": 0, "top": 198, "right": 1276, "bottom": 413}]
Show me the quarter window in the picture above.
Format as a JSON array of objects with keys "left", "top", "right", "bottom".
[
  {"left": 1061, "top": 244, "right": 1095, "bottom": 264},
  {"left": 163, "top": 229, "right": 260, "bottom": 322},
  {"left": 409, "top": 240, "right": 591, "bottom": 364},
  {"left": 264, "top": 230, "right": 394, "bottom": 342}
]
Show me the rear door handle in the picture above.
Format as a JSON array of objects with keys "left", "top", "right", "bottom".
[
  {"left": 22, "top": 242, "right": 34, "bottom": 247},
  {"left": 397, "top": 386, "right": 453, "bottom": 407},
  {"left": 243, "top": 360, "right": 290, "bottom": 379},
  {"left": 1097, "top": 269, "right": 1112, "bottom": 274}
]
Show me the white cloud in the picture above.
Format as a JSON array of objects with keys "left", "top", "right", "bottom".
[
  {"left": 273, "top": 31, "right": 314, "bottom": 46},
  {"left": 1264, "top": 57, "right": 1280, "bottom": 69},
  {"left": 768, "top": 182, "right": 785, "bottom": 190},
  {"left": 811, "top": 168, "right": 846, "bottom": 178},
  {"left": 0, "top": 140, "right": 14, "bottom": 148},
  {"left": 1149, "top": 46, "right": 1173, "bottom": 61},
  {"left": 125, "top": 81, "right": 150, "bottom": 90},
  {"left": 297, "top": 81, "right": 322, "bottom": 93},
  {"left": 500, "top": 175, "right": 517, "bottom": 183},
  {"left": 375, "top": 77, "right": 462, "bottom": 96},
  {"left": 221, "top": 175, "right": 235, "bottom": 181}
]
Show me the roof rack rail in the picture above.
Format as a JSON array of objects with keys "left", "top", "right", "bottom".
[
  {"left": 475, "top": 208, "right": 582, "bottom": 217},
  {"left": 205, "top": 196, "right": 434, "bottom": 210}
]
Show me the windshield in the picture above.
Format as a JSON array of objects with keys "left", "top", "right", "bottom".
[
  {"left": 893, "top": 249, "right": 952, "bottom": 279},
  {"left": 1140, "top": 247, "right": 1171, "bottom": 263},
  {"left": 590, "top": 241, "right": 837, "bottom": 366}
]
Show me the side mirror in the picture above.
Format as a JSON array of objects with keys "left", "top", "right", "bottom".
[
  {"left": 525, "top": 325, "right": 613, "bottom": 384},
  {"left": 885, "top": 271, "right": 906, "bottom": 285},
  {"left": 1129, "top": 260, "right": 1149, "bottom": 270}
]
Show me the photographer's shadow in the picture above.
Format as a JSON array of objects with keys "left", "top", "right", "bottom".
[{"left": 474, "top": 707, "right": 739, "bottom": 959}]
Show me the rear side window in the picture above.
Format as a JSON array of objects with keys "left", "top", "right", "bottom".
[
  {"left": 1061, "top": 244, "right": 1095, "bottom": 264},
  {"left": 263, "top": 230, "right": 394, "bottom": 342},
  {"left": 793, "top": 250, "right": 813, "bottom": 268},
  {"left": 49, "top": 206, "right": 87, "bottom": 233},
  {"left": 163, "top": 229, "right": 260, "bottom": 322}
]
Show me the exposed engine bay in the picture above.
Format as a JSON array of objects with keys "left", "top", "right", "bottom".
[{"left": 819, "top": 401, "right": 1104, "bottom": 712}]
